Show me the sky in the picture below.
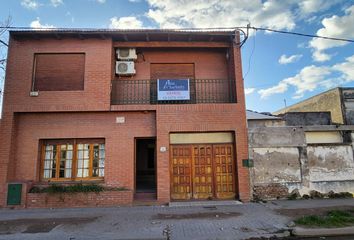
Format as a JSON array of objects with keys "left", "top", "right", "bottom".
[{"left": 0, "top": 0, "right": 354, "bottom": 114}]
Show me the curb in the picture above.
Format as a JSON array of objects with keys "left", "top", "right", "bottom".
[{"left": 292, "top": 226, "right": 354, "bottom": 237}]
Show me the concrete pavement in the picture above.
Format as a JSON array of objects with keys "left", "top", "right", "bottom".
[{"left": 0, "top": 199, "right": 353, "bottom": 240}]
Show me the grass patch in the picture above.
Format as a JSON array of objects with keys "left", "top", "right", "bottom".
[{"left": 295, "top": 210, "right": 354, "bottom": 228}]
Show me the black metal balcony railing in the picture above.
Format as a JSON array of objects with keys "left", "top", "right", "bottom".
[{"left": 111, "top": 79, "right": 236, "bottom": 105}]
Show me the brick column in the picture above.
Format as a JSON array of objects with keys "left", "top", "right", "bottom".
[
  {"left": 155, "top": 108, "right": 170, "bottom": 203},
  {"left": 0, "top": 112, "right": 17, "bottom": 207},
  {"left": 231, "top": 33, "right": 251, "bottom": 202}
]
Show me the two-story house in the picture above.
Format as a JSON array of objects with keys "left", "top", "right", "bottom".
[{"left": 0, "top": 29, "right": 250, "bottom": 207}]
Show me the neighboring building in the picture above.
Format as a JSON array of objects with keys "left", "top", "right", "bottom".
[
  {"left": 248, "top": 110, "right": 354, "bottom": 200},
  {"left": 274, "top": 87, "right": 354, "bottom": 125},
  {"left": 246, "top": 110, "right": 284, "bottom": 128},
  {"left": 0, "top": 29, "right": 250, "bottom": 208}
]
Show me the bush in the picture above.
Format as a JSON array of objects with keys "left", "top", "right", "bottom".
[
  {"left": 28, "top": 183, "right": 121, "bottom": 194},
  {"left": 328, "top": 191, "right": 353, "bottom": 199}
]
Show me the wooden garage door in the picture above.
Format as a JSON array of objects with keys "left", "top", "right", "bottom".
[
  {"left": 213, "top": 145, "right": 236, "bottom": 199},
  {"left": 170, "top": 144, "right": 235, "bottom": 200},
  {"left": 193, "top": 145, "right": 214, "bottom": 199},
  {"left": 170, "top": 146, "right": 192, "bottom": 200}
]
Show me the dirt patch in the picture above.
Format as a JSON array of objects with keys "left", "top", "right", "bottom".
[
  {"left": 153, "top": 211, "right": 241, "bottom": 220},
  {"left": 276, "top": 206, "right": 354, "bottom": 219},
  {"left": 0, "top": 217, "right": 98, "bottom": 234}
]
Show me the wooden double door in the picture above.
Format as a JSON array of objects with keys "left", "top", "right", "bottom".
[{"left": 170, "top": 144, "right": 236, "bottom": 200}]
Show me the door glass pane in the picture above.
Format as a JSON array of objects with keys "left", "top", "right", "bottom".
[
  {"left": 65, "top": 169, "right": 72, "bottom": 178},
  {"left": 58, "top": 144, "right": 73, "bottom": 179},
  {"left": 43, "top": 144, "right": 57, "bottom": 179},
  {"left": 99, "top": 159, "right": 105, "bottom": 168},
  {"left": 77, "top": 144, "right": 90, "bottom": 178},
  {"left": 44, "top": 169, "right": 51, "bottom": 178}
]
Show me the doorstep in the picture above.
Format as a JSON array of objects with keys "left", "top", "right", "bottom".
[{"left": 169, "top": 200, "right": 242, "bottom": 207}]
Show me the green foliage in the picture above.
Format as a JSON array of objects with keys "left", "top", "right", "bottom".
[
  {"left": 295, "top": 209, "right": 354, "bottom": 228},
  {"left": 28, "top": 186, "right": 42, "bottom": 193},
  {"left": 328, "top": 191, "right": 353, "bottom": 199},
  {"left": 28, "top": 183, "right": 127, "bottom": 194}
]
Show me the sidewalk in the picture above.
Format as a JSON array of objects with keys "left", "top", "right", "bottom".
[{"left": 0, "top": 199, "right": 353, "bottom": 240}]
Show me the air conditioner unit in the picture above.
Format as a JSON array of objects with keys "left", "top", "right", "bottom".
[
  {"left": 116, "top": 48, "right": 137, "bottom": 60},
  {"left": 116, "top": 61, "right": 136, "bottom": 75}
]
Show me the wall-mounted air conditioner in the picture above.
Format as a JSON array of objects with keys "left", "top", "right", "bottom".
[
  {"left": 116, "top": 48, "right": 137, "bottom": 60},
  {"left": 116, "top": 61, "right": 136, "bottom": 75}
]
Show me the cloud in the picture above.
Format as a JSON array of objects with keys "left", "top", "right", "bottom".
[
  {"left": 333, "top": 55, "right": 354, "bottom": 81},
  {"left": 245, "top": 88, "right": 256, "bottom": 95},
  {"left": 309, "top": 5, "right": 354, "bottom": 62},
  {"left": 51, "top": 0, "right": 63, "bottom": 7},
  {"left": 258, "top": 82, "right": 288, "bottom": 99},
  {"left": 146, "top": 0, "right": 296, "bottom": 30},
  {"left": 298, "top": 0, "right": 343, "bottom": 15},
  {"left": 129, "top": 0, "right": 141, "bottom": 2},
  {"left": 21, "top": 0, "right": 39, "bottom": 10},
  {"left": 96, "top": 0, "right": 106, "bottom": 3},
  {"left": 283, "top": 65, "right": 332, "bottom": 99},
  {"left": 259, "top": 65, "right": 331, "bottom": 99},
  {"left": 109, "top": 16, "right": 144, "bottom": 29},
  {"left": 259, "top": 55, "right": 354, "bottom": 99},
  {"left": 30, "top": 18, "right": 56, "bottom": 28},
  {"left": 278, "top": 54, "right": 302, "bottom": 64}
]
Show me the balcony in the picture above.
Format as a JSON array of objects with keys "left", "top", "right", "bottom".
[{"left": 111, "top": 79, "right": 236, "bottom": 105}]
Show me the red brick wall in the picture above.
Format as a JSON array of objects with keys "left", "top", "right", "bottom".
[
  {"left": 26, "top": 191, "right": 133, "bottom": 208},
  {"left": 12, "top": 112, "right": 156, "bottom": 189},
  {"left": 116, "top": 48, "right": 228, "bottom": 80},
  {"left": 3, "top": 38, "right": 113, "bottom": 113},
  {"left": 155, "top": 104, "right": 250, "bottom": 202},
  {"left": 0, "top": 35, "right": 250, "bottom": 207}
]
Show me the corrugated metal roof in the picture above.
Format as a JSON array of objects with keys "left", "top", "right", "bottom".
[
  {"left": 246, "top": 110, "right": 281, "bottom": 120},
  {"left": 10, "top": 28, "right": 236, "bottom": 34},
  {"left": 10, "top": 28, "right": 238, "bottom": 42}
]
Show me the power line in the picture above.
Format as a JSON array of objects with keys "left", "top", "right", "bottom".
[
  {"left": 245, "top": 26, "right": 354, "bottom": 43},
  {"left": 243, "top": 29, "right": 256, "bottom": 79}
]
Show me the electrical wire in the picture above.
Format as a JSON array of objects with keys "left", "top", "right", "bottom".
[
  {"left": 243, "top": 29, "right": 256, "bottom": 79},
  {"left": 246, "top": 26, "right": 354, "bottom": 43}
]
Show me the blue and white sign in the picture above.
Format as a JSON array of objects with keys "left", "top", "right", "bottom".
[{"left": 157, "top": 79, "right": 190, "bottom": 100}]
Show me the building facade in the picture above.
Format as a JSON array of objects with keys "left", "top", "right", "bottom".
[
  {"left": 274, "top": 87, "right": 354, "bottom": 125},
  {"left": 248, "top": 110, "right": 354, "bottom": 200},
  {"left": 0, "top": 29, "right": 250, "bottom": 208}
]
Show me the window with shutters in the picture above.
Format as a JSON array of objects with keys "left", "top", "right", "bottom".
[
  {"left": 41, "top": 139, "right": 105, "bottom": 181},
  {"left": 32, "top": 53, "right": 85, "bottom": 91}
]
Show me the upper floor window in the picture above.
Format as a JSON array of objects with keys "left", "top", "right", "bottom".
[
  {"left": 32, "top": 53, "right": 85, "bottom": 91},
  {"left": 41, "top": 139, "right": 105, "bottom": 181}
]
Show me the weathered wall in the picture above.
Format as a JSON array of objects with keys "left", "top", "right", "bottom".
[
  {"left": 273, "top": 88, "right": 344, "bottom": 124},
  {"left": 250, "top": 125, "right": 354, "bottom": 199},
  {"left": 308, "top": 145, "right": 354, "bottom": 182},
  {"left": 248, "top": 127, "right": 305, "bottom": 147},
  {"left": 247, "top": 119, "right": 285, "bottom": 128},
  {"left": 252, "top": 147, "right": 301, "bottom": 184},
  {"left": 305, "top": 131, "right": 342, "bottom": 144},
  {"left": 342, "top": 88, "right": 354, "bottom": 125},
  {"left": 283, "top": 112, "right": 332, "bottom": 126}
]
